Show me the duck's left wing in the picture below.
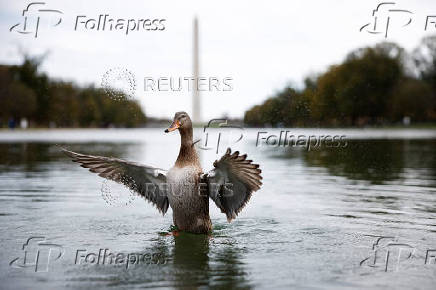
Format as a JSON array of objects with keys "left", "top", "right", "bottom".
[
  {"left": 62, "top": 149, "right": 169, "bottom": 214},
  {"left": 202, "top": 148, "right": 262, "bottom": 222}
]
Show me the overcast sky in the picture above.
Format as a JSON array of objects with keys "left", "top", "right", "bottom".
[{"left": 1, "top": 0, "right": 435, "bottom": 120}]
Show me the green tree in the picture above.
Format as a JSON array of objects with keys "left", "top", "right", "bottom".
[
  {"left": 0, "top": 66, "right": 37, "bottom": 124},
  {"left": 413, "top": 35, "right": 436, "bottom": 119},
  {"left": 389, "top": 78, "right": 433, "bottom": 122},
  {"left": 0, "top": 55, "right": 147, "bottom": 128},
  {"left": 315, "top": 43, "right": 403, "bottom": 125}
]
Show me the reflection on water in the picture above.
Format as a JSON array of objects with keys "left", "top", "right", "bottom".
[
  {"left": 172, "top": 234, "right": 212, "bottom": 288},
  {"left": 301, "top": 139, "right": 436, "bottom": 185},
  {"left": 0, "top": 129, "right": 435, "bottom": 289},
  {"left": 0, "top": 143, "right": 131, "bottom": 172},
  {"left": 171, "top": 233, "right": 250, "bottom": 289}
]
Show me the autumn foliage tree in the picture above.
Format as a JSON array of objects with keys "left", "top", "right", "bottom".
[{"left": 244, "top": 37, "right": 436, "bottom": 127}]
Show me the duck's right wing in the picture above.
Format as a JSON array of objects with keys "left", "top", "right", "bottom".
[
  {"left": 202, "top": 148, "right": 262, "bottom": 222},
  {"left": 62, "top": 149, "right": 169, "bottom": 214}
]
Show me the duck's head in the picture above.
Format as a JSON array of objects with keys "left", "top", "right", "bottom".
[{"left": 165, "top": 111, "right": 192, "bottom": 133}]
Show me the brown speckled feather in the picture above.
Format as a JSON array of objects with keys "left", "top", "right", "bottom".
[
  {"left": 62, "top": 149, "right": 169, "bottom": 214},
  {"left": 205, "top": 148, "right": 263, "bottom": 222}
]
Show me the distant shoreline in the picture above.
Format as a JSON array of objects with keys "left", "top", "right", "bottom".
[{"left": 1, "top": 123, "right": 436, "bottom": 131}]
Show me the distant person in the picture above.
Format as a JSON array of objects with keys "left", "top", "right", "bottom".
[
  {"left": 8, "top": 118, "right": 15, "bottom": 129},
  {"left": 20, "top": 118, "right": 28, "bottom": 129}
]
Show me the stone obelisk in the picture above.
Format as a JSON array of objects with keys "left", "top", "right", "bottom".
[{"left": 192, "top": 17, "right": 201, "bottom": 124}]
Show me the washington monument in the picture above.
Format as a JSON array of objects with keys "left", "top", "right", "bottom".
[{"left": 192, "top": 17, "right": 201, "bottom": 123}]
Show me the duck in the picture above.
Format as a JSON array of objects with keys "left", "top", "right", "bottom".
[{"left": 62, "top": 112, "right": 262, "bottom": 234}]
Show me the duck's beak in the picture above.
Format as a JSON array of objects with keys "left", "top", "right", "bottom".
[{"left": 165, "top": 120, "right": 180, "bottom": 133}]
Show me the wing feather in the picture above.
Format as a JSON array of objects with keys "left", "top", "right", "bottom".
[
  {"left": 62, "top": 148, "right": 169, "bottom": 214},
  {"left": 204, "top": 148, "right": 262, "bottom": 222}
]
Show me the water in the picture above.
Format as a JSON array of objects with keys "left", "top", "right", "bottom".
[{"left": 0, "top": 128, "right": 435, "bottom": 289}]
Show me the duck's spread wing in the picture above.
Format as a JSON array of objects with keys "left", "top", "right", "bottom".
[
  {"left": 203, "top": 148, "right": 262, "bottom": 222},
  {"left": 62, "top": 149, "right": 169, "bottom": 214}
]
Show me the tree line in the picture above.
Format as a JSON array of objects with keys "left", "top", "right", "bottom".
[
  {"left": 0, "top": 56, "right": 146, "bottom": 128},
  {"left": 244, "top": 36, "right": 436, "bottom": 127}
]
